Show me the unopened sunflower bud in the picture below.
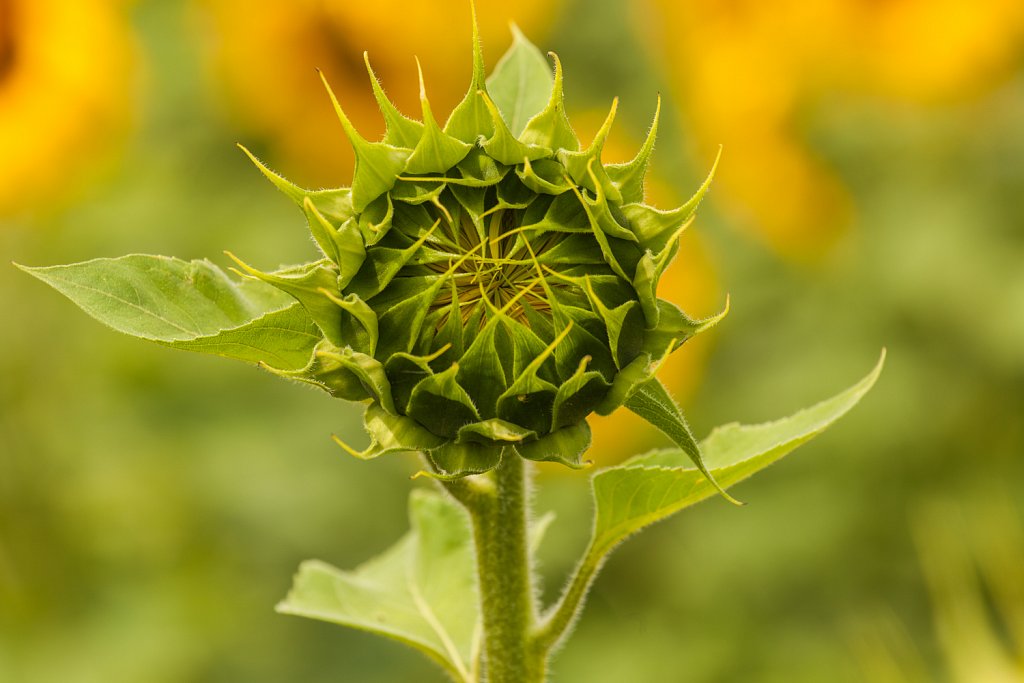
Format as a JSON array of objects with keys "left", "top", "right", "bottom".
[{"left": 234, "top": 17, "right": 723, "bottom": 479}]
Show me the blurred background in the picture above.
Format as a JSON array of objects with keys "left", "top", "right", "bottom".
[{"left": 1, "top": 0, "right": 1022, "bottom": 681}]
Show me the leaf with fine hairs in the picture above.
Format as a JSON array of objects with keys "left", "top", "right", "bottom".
[
  {"left": 17, "top": 255, "right": 320, "bottom": 371},
  {"left": 592, "top": 351, "right": 885, "bottom": 559},
  {"left": 278, "top": 489, "right": 480, "bottom": 683}
]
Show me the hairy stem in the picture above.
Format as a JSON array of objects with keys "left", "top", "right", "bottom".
[
  {"left": 444, "top": 453, "right": 546, "bottom": 683},
  {"left": 535, "top": 545, "right": 604, "bottom": 653}
]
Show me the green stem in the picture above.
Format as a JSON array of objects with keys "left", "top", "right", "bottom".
[
  {"left": 535, "top": 545, "right": 604, "bottom": 653},
  {"left": 444, "top": 453, "right": 546, "bottom": 683}
]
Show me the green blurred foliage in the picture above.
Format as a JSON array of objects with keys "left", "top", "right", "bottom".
[{"left": 2, "top": 1, "right": 1022, "bottom": 682}]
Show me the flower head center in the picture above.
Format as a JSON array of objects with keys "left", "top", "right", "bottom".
[{"left": 422, "top": 206, "right": 561, "bottom": 326}]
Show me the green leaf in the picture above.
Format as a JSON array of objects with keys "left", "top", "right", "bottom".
[
  {"left": 17, "top": 255, "right": 319, "bottom": 370},
  {"left": 486, "top": 24, "right": 554, "bottom": 136},
  {"left": 166, "top": 304, "right": 319, "bottom": 371},
  {"left": 624, "top": 378, "right": 739, "bottom": 505},
  {"left": 590, "top": 351, "right": 885, "bottom": 559},
  {"left": 277, "top": 489, "right": 479, "bottom": 683}
]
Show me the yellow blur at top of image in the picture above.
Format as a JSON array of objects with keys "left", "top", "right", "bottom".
[
  {"left": 202, "top": 0, "right": 560, "bottom": 188},
  {"left": 0, "top": 0, "right": 134, "bottom": 216},
  {"left": 648, "top": 0, "right": 1024, "bottom": 259}
]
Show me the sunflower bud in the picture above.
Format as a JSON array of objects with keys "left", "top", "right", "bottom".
[{"left": 234, "top": 17, "right": 723, "bottom": 479}]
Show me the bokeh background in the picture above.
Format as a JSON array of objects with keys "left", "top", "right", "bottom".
[{"left": 2, "top": 0, "right": 1023, "bottom": 681}]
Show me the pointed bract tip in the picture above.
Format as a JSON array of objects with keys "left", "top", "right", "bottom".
[
  {"left": 223, "top": 251, "right": 261, "bottom": 280},
  {"left": 710, "top": 144, "right": 723, "bottom": 173},
  {"left": 236, "top": 143, "right": 258, "bottom": 161},
  {"left": 318, "top": 69, "right": 364, "bottom": 145},
  {"left": 588, "top": 98, "right": 619, "bottom": 151},
  {"left": 723, "top": 490, "right": 746, "bottom": 506},
  {"left": 331, "top": 433, "right": 371, "bottom": 459},
  {"left": 414, "top": 56, "right": 428, "bottom": 100},
  {"left": 467, "top": 0, "right": 485, "bottom": 86},
  {"left": 362, "top": 52, "right": 383, "bottom": 88}
]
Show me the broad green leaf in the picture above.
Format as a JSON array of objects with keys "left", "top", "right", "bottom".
[
  {"left": 18, "top": 255, "right": 319, "bottom": 370},
  {"left": 591, "top": 352, "right": 885, "bottom": 559},
  {"left": 486, "top": 24, "right": 554, "bottom": 136},
  {"left": 166, "top": 304, "right": 320, "bottom": 371},
  {"left": 624, "top": 378, "right": 738, "bottom": 505},
  {"left": 277, "top": 489, "right": 479, "bottom": 683}
]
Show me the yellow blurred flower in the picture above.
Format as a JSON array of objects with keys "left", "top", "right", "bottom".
[
  {"left": 0, "top": 0, "right": 133, "bottom": 216},
  {"left": 200, "top": 0, "right": 560, "bottom": 187},
  {"left": 646, "top": 0, "right": 1024, "bottom": 259}
]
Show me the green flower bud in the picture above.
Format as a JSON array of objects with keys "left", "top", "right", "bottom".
[{"left": 233, "top": 14, "right": 724, "bottom": 479}]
